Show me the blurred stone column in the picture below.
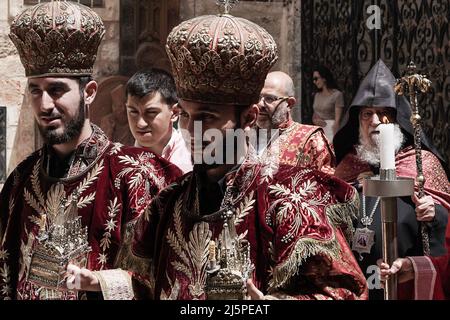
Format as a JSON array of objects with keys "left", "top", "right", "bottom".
[{"left": 0, "top": 0, "right": 31, "bottom": 182}]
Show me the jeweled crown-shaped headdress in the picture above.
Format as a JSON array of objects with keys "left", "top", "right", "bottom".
[
  {"left": 9, "top": 0, "right": 105, "bottom": 78},
  {"left": 165, "top": 0, "right": 278, "bottom": 106}
]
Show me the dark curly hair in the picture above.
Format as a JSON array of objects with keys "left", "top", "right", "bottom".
[{"left": 313, "top": 65, "right": 340, "bottom": 91}]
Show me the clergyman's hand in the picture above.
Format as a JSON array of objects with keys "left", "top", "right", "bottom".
[
  {"left": 356, "top": 171, "right": 375, "bottom": 188},
  {"left": 246, "top": 279, "right": 265, "bottom": 300},
  {"left": 412, "top": 193, "right": 435, "bottom": 222},
  {"left": 64, "top": 263, "right": 101, "bottom": 292},
  {"left": 377, "top": 258, "right": 414, "bottom": 284}
]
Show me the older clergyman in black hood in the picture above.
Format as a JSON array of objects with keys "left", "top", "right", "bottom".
[{"left": 333, "top": 59, "right": 449, "bottom": 300}]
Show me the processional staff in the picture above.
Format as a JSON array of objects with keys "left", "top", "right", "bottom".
[
  {"left": 394, "top": 61, "right": 432, "bottom": 256},
  {"left": 361, "top": 61, "right": 427, "bottom": 300}
]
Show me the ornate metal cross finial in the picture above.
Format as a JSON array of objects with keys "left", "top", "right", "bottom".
[
  {"left": 394, "top": 60, "right": 432, "bottom": 256},
  {"left": 216, "top": 0, "right": 239, "bottom": 14},
  {"left": 406, "top": 60, "right": 416, "bottom": 74},
  {"left": 395, "top": 61, "right": 432, "bottom": 97}
]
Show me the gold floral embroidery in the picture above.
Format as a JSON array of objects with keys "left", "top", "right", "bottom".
[
  {"left": 28, "top": 216, "right": 42, "bottom": 228},
  {"left": 259, "top": 141, "right": 280, "bottom": 184},
  {"left": 268, "top": 173, "right": 329, "bottom": 243},
  {"left": 109, "top": 143, "right": 123, "bottom": 156},
  {"left": 76, "top": 193, "right": 96, "bottom": 209},
  {"left": 273, "top": 124, "right": 298, "bottom": 166},
  {"left": 24, "top": 160, "right": 104, "bottom": 220},
  {"left": 45, "top": 183, "right": 66, "bottom": 223},
  {"left": 117, "top": 152, "right": 164, "bottom": 191},
  {"left": 166, "top": 197, "right": 211, "bottom": 299},
  {"left": 18, "top": 228, "right": 34, "bottom": 281},
  {"left": 69, "top": 160, "right": 104, "bottom": 206},
  {"left": 0, "top": 262, "right": 11, "bottom": 299},
  {"left": 0, "top": 248, "right": 11, "bottom": 299},
  {"left": 234, "top": 190, "right": 254, "bottom": 226},
  {"left": 31, "top": 160, "right": 45, "bottom": 206},
  {"left": 267, "top": 240, "right": 276, "bottom": 281},
  {"left": 20, "top": 159, "right": 104, "bottom": 283},
  {"left": 1, "top": 198, "right": 15, "bottom": 245},
  {"left": 265, "top": 171, "right": 350, "bottom": 290},
  {"left": 98, "top": 197, "right": 121, "bottom": 269},
  {"left": 24, "top": 188, "right": 43, "bottom": 215},
  {"left": 268, "top": 182, "right": 359, "bottom": 291},
  {"left": 0, "top": 250, "right": 8, "bottom": 261},
  {"left": 160, "top": 277, "right": 180, "bottom": 300}
]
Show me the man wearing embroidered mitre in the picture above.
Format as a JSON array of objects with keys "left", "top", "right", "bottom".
[
  {"left": 333, "top": 59, "right": 449, "bottom": 299},
  {"left": 0, "top": 1, "right": 181, "bottom": 300},
  {"left": 254, "top": 71, "right": 335, "bottom": 174},
  {"left": 66, "top": 4, "right": 368, "bottom": 300}
]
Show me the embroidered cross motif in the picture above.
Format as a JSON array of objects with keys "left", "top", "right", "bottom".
[{"left": 216, "top": 0, "right": 239, "bottom": 14}]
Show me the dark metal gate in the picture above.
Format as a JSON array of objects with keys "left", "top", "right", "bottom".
[{"left": 301, "top": 0, "right": 450, "bottom": 168}]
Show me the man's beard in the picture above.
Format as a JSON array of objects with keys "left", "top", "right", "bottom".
[
  {"left": 38, "top": 99, "right": 86, "bottom": 145},
  {"left": 258, "top": 103, "right": 288, "bottom": 130},
  {"left": 271, "top": 104, "right": 289, "bottom": 127},
  {"left": 356, "top": 124, "right": 404, "bottom": 166}
]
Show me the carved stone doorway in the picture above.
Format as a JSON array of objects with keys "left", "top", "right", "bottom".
[
  {"left": 120, "top": 0, "right": 180, "bottom": 76},
  {"left": 89, "top": 76, "right": 134, "bottom": 146}
]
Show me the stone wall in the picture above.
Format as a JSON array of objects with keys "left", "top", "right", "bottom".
[
  {"left": 92, "top": 0, "right": 121, "bottom": 80},
  {"left": 0, "top": 0, "right": 29, "bottom": 180},
  {"left": 0, "top": 0, "right": 121, "bottom": 190}
]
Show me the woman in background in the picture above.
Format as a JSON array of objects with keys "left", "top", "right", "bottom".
[{"left": 312, "top": 65, "right": 344, "bottom": 141}]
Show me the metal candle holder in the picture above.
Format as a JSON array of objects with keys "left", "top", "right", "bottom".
[{"left": 363, "top": 169, "right": 414, "bottom": 300}]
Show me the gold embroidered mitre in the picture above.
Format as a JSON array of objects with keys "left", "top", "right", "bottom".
[
  {"left": 165, "top": 3, "right": 278, "bottom": 105},
  {"left": 9, "top": 0, "right": 105, "bottom": 78}
]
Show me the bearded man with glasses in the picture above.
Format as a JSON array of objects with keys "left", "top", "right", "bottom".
[{"left": 255, "top": 71, "right": 335, "bottom": 174}]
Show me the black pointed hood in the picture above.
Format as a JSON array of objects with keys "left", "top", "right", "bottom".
[
  {"left": 333, "top": 59, "right": 443, "bottom": 165},
  {"left": 351, "top": 59, "right": 397, "bottom": 109}
]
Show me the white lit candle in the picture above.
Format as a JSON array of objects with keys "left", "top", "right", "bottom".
[{"left": 379, "top": 121, "right": 395, "bottom": 169}]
